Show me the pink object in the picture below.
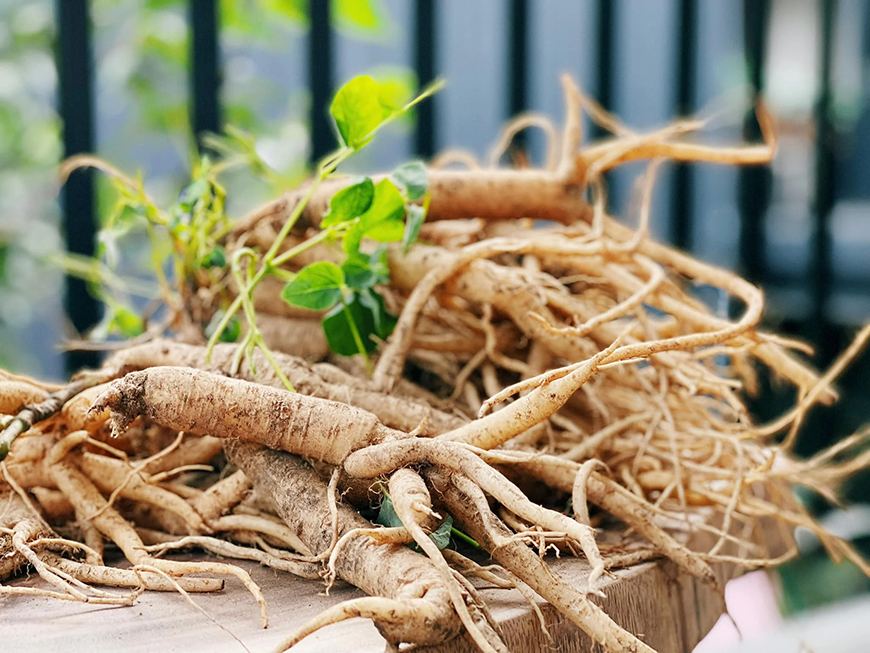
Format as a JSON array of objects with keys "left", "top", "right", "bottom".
[{"left": 694, "top": 571, "right": 783, "bottom": 651}]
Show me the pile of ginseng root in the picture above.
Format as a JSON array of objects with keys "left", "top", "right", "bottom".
[{"left": 3, "top": 77, "right": 870, "bottom": 653}]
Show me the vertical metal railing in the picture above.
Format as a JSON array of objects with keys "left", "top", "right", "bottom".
[
  {"left": 189, "top": 0, "right": 221, "bottom": 149},
  {"left": 56, "top": 0, "right": 100, "bottom": 373},
  {"left": 812, "top": 0, "right": 838, "bottom": 361},
  {"left": 593, "top": 0, "right": 616, "bottom": 141},
  {"left": 413, "top": 0, "right": 437, "bottom": 158},
  {"left": 671, "top": 0, "right": 698, "bottom": 251},
  {"left": 737, "top": 0, "right": 773, "bottom": 285},
  {"left": 308, "top": 0, "right": 333, "bottom": 164},
  {"left": 508, "top": 0, "right": 529, "bottom": 151}
]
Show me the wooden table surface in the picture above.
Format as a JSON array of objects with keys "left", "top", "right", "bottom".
[{"left": 1, "top": 552, "right": 724, "bottom": 652}]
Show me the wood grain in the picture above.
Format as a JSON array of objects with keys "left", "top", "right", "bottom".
[{"left": 1, "top": 552, "right": 728, "bottom": 652}]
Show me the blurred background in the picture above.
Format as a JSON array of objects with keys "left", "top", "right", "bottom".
[{"left": 1, "top": 0, "right": 870, "bottom": 644}]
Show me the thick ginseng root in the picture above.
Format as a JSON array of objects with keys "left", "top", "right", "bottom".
[
  {"left": 389, "top": 468, "right": 508, "bottom": 653},
  {"left": 224, "top": 441, "right": 462, "bottom": 648},
  {"left": 426, "top": 468, "right": 656, "bottom": 653},
  {"left": 105, "top": 340, "right": 465, "bottom": 435},
  {"left": 90, "top": 367, "right": 405, "bottom": 465}
]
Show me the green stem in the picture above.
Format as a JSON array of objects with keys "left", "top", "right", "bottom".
[
  {"left": 205, "top": 149, "right": 353, "bottom": 363},
  {"left": 255, "top": 339, "right": 295, "bottom": 392},
  {"left": 450, "top": 527, "right": 480, "bottom": 549},
  {"left": 342, "top": 301, "right": 371, "bottom": 373}
]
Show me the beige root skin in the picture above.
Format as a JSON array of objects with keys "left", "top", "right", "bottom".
[
  {"left": 225, "top": 441, "right": 462, "bottom": 647},
  {"left": 427, "top": 468, "right": 656, "bottom": 653},
  {"left": 105, "top": 340, "right": 465, "bottom": 435},
  {"left": 90, "top": 366, "right": 405, "bottom": 465}
]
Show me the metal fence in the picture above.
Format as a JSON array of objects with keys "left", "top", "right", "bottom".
[{"left": 52, "top": 0, "right": 870, "bottom": 465}]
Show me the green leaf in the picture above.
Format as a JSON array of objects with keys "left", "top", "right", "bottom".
[
  {"left": 368, "top": 245, "right": 390, "bottom": 284},
  {"left": 376, "top": 496, "right": 453, "bottom": 551},
  {"left": 322, "top": 298, "right": 367, "bottom": 357},
  {"left": 199, "top": 246, "right": 226, "bottom": 269},
  {"left": 220, "top": 317, "right": 242, "bottom": 343},
  {"left": 358, "top": 288, "right": 396, "bottom": 340},
  {"left": 330, "top": 75, "right": 392, "bottom": 149},
  {"left": 429, "top": 516, "right": 453, "bottom": 551},
  {"left": 391, "top": 161, "right": 428, "bottom": 200},
  {"left": 281, "top": 262, "right": 345, "bottom": 310},
  {"left": 402, "top": 204, "right": 426, "bottom": 253},
  {"left": 108, "top": 307, "right": 145, "bottom": 338},
  {"left": 177, "top": 177, "right": 210, "bottom": 212},
  {"left": 332, "top": 0, "right": 384, "bottom": 33},
  {"left": 341, "top": 247, "right": 390, "bottom": 290},
  {"left": 342, "top": 255, "right": 376, "bottom": 290},
  {"left": 205, "top": 312, "right": 241, "bottom": 343},
  {"left": 322, "top": 177, "right": 375, "bottom": 227},
  {"left": 342, "top": 179, "right": 405, "bottom": 254},
  {"left": 321, "top": 289, "right": 396, "bottom": 356},
  {"left": 375, "top": 495, "right": 402, "bottom": 529}
]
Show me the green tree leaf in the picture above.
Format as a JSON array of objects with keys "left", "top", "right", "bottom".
[
  {"left": 402, "top": 203, "right": 426, "bottom": 253},
  {"left": 321, "top": 177, "right": 375, "bottom": 227},
  {"left": 281, "top": 261, "right": 345, "bottom": 310},
  {"left": 330, "top": 75, "right": 392, "bottom": 149},
  {"left": 391, "top": 160, "right": 428, "bottom": 200}
]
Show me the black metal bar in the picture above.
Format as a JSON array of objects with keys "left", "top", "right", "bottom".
[
  {"left": 414, "top": 0, "right": 436, "bottom": 158},
  {"left": 189, "top": 0, "right": 221, "bottom": 147},
  {"left": 737, "top": 0, "right": 772, "bottom": 283},
  {"left": 671, "top": 0, "right": 697, "bottom": 250},
  {"left": 507, "top": 0, "right": 529, "bottom": 149},
  {"left": 593, "top": 0, "right": 616, "bottom": 140},
  {"left": 309, "top": 0, "right": 333, "bottom": 164},
  {"left": 56, "top": 0, "right": 100, "bottom": 373},
  {"left": 811, "top": 0, "right": 838, "bottom": 358}
]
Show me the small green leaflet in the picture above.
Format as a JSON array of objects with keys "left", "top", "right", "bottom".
[
  {"left": 376, "top": 495, "right": 453, "bottom": 551},
  {"left": 341, "top": 255, "right": 376, "bottom": 290},
  {"left": 206, "top": 311, "right": 241, "bottom": 343},
  {"left": 177, "top": 177, "right": 211, "bottom": 212},
  {"left": 108, "top": 307, "right": 145, "bottom": 337},
  {"left": 281, "top": 261, "right": 345, "bottom": 311},
  {"left": 330, "top": 76, "right": 394, "bottom": 149},
  {"left": 342, "top": 179, "right": 405, "bottom": 254},
  {"left": 321, "top": 177, "right": 374, "bottom": 227},
  {"left": 402, "top": 203, "right": 426, "bottom": 253},
  {"left": 322, "top": 289, "right": 396, "bottom": 356},
  {"left": 341, "top": 246, "right": 389, "bottom": 291},
  {"left": 199, "top": 246, "right": 226, "bottom": 269},
  {"left": 220, "top": 317, "right": 242, "bottom": 343},
  {"left": 391, "top": 160, "right": 428, "bottom": 201}
]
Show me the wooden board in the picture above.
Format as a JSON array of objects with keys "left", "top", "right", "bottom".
[{"left": 0, "top": 553, "right": 725, "bottom": 652}]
